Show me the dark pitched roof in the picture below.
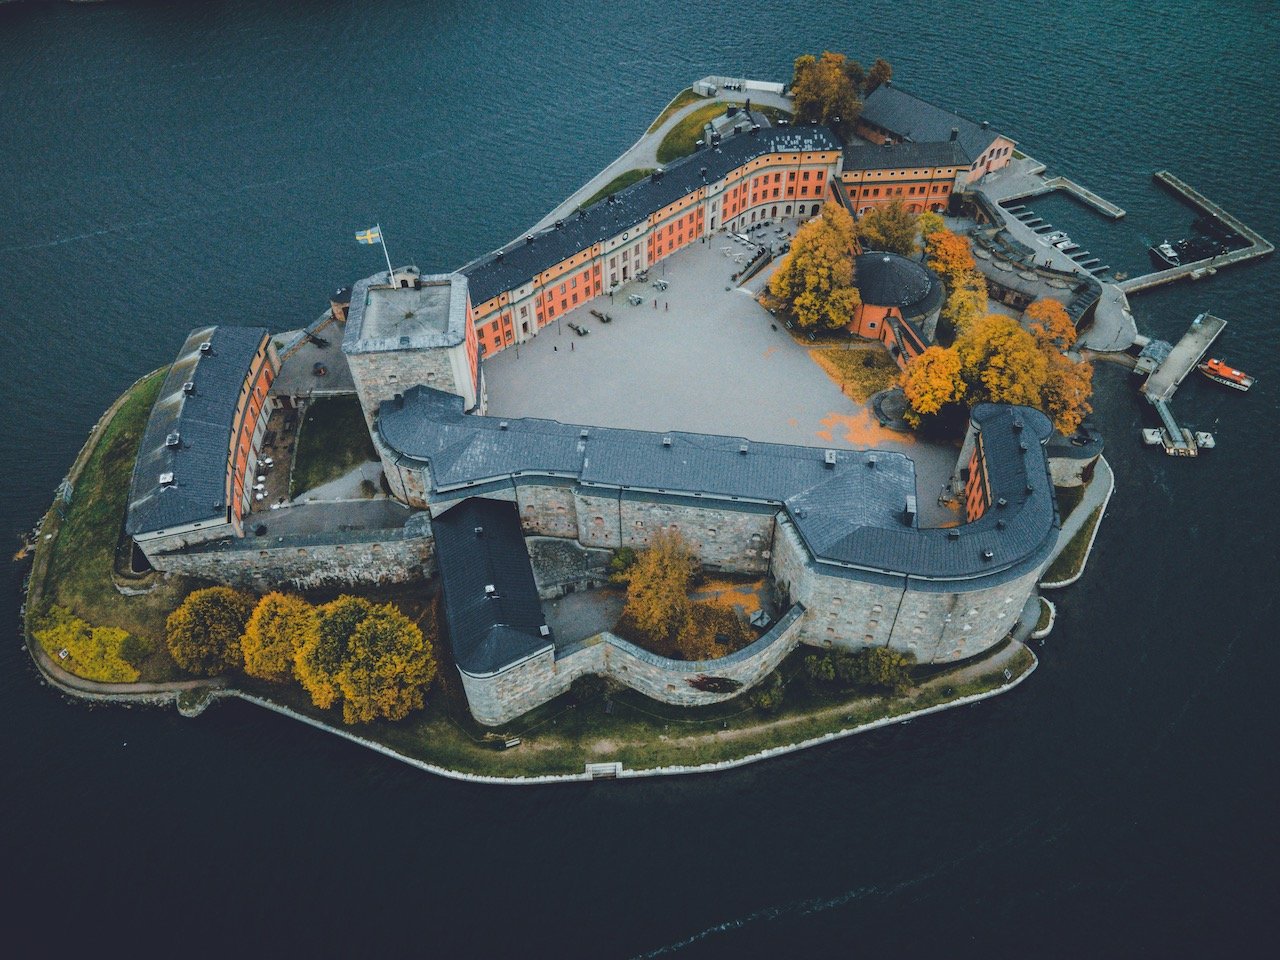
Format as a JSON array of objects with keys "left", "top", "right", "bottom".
[
  {"left": 461, "top": 125, "right": 843, "bottom": 304},
  {"left": 431, "top": 497, "right": 551, "bottom": 677},
  {"left": 378, "top": 388, "right": 1059, "bottom": 585},
  {"left": 858, "top": 84, "right": 1009, "bottom": 163},
  {"left": 854, "top": 252, "right": 944, "bottom": 320},
  {"left": 126, "top": 326, "right": 269, "bottom": 536},
  {"left": 842, "top": 140, "right": 969, "bottom": 171}
]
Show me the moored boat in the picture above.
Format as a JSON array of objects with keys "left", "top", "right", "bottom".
[{"left": 1196, "top": 357, "right": 1254, "bottom": 392}]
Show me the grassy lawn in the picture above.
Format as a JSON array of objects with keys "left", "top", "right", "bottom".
[
  {"left": 239, "top": 640, "right": 1035, "bottom": 779},
  {"left": 28, "top": 369, "right": 195, "bottom": 682},
  {"left": 808, "top": 345, "right": 902, "bottom": 402},
  {"left": 579, "top": 168, "right": 655, "bottom": 209},
  {"left": 1043, "top": 505, "right": 1102, "bottom": 584},
  {"left": 290, "top": 395, "right": 377, "bottom": 497},
  {"left": 1036, "top": 597, "right": 1052, "bottom": 632},
  {"left": 647, "top": 88, "right": 702, "bottom": 133},
  {"left": 1054, "top": 483, "right": 1086, "bottom": 519},
  {"left": 656, "top": 101, "right": 728, "bottom": 163}
]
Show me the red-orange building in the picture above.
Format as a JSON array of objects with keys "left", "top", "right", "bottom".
[
  {"left": 127, "top": 326, "right": 279, "bottom": 561},
  {"left": 840, "top": 140, "right": 967, "bottom": 214},
  {"left": 850, "top": 252, "right": 944, "bottom": 367}
]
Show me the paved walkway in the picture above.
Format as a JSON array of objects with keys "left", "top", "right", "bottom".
[
  {"left": 1044, "top": 455, "right": 1114, "bottom": 579},
  {"left": 528, "top": 87, "right": 794, "bottom": 232},
  {"left": 975, "top": 164, "right": 1138, "bottom": 353}
]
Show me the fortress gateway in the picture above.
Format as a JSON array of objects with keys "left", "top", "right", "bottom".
[{"left": 126, "top": 119, "right": 1061, "bottom": 725}]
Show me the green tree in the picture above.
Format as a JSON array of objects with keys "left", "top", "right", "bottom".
[
  {"left": 164, "top": 586, "right": 255, "bottom": 676},
  {"left": 917, "top": 211, "right": 945, "bottom": 239},
  {"left": 853, "top": 647, "right": 914, "bottom": 694},
  {"left": 790, "top": 51, "right": 863, "bottom": 133},
  {"left": 865, "top": 57, "right": 893, "bottom": 94},
  {"left": 855, "top": 200, "right": 919, "bottom": 256},
  {"left": 295, "top": 596, "right": 374, "bottom": 710},
  {"left": 241, "top": 592, "right": 319, "bottom": 683},
  {"left": 767, "top": 204, "right": 862, "bottom": 333},
  {"left": 750, "top": 670, "right": 786, "bottom": 713},
  {"left": 336, "top": 603, "right": 438, "bottom": 724}
]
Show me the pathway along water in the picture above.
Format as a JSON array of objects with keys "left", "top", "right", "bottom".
[{"left": 2, "top": 1, "right": 1278, "bottom": 956}]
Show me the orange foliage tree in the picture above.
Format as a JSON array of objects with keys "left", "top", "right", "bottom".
[
  {"left": 1041, "top": 350, "right": 1094, "bottom": 435},
  {"left": 926, "top": 229, "right": 977, "bottom": 284},
  {"left": 900, "top": 346, "right": 967, "bottom": 426},
  {"left": 1024, "top": 297, "right": 1078, "bottom": 350},
  {"left": 865, "top": 57, "right": 893, "bottom": 94}
]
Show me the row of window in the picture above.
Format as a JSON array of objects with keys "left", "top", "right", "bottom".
[{"left": 859, "top": 182, "right": 950, "bottom": 198}]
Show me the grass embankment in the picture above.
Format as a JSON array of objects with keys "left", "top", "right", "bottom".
[
  {"left": 1035, "top": 597, "right": 1052, "bottom": 633},
  {"left": 1043, "top": 506, "right": 1103, "bottom": 584},
  {"left": 647, "top": 88, "right": 702, "bottom": 133},
  {"left": 579, "top": 168, "right": 655, "bottom": 209},
  {"left": 808, "top": 345, "right": 901, "bottom": 402},
  {"left": 656, "top": 101, "right": 729, "bottom": 163},
  {"left": 245, "top": 642, "right": 1035, "bottom": 779},
  {"left": 290, "top": 395, "right": 377, "bottom": 497},
  {"left": 28, "top": 369, "right": 193, "bottom": 682}
]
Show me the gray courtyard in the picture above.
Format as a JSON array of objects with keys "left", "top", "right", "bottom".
[{"left": 482, "top": 230, "right": 962, "bottom": 526}]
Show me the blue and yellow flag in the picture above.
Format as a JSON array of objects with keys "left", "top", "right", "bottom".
[{"left": 355, "top": 226, "right": 382, "bottom": 244}]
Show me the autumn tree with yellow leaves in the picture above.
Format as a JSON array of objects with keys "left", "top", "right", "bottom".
[
  {"left": 954, "top": 314, "right": 1050, "bottom": 407},
  {"left": 164, "top": 586, "right": 255, "bottom": 676},
  {"left": 790, "top": 52, "right": 863, "bottom": 134},
  {"left": 767, "top": 204, "right": 862, "bottom": 333},
  {"left": 241, "top": 592, "right": 319, "bottom": 682},
  {"left": 855, "top": 199, "right": 919, "bottom": 257},
  {"left": 295, "top": 595, "right": 371, "bottom": 710},
  {"left": 900, "top": 346, "right": 966, "bottom": 427},
  {"left": 335, "top": 603, "right": 437, "bottom": 724},
  {"left": 1024, "top": 297, "right": 1078, "bottom": 350}
]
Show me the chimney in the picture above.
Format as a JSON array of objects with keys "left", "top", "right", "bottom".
[
  {"left": 981, "top": 120, "right": 990, "bottom": 130},
  {"left": 903, "top": 495, "right": 917, "bottom": 525},
  {"left": 950, "top": 127, "right": 959, "bottom": 141}
]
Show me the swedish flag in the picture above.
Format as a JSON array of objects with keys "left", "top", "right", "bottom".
[{"left": 355, "top": 226, "right": 382, "bottom": 244}]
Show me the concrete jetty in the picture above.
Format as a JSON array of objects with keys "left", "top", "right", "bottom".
[
  {"left": 1141, "top": 312, "right": 1226, "bottom": 403},
  {"left": 994, "top": 173, "right": 1126, "bottom": 219},
  {"left": 1119, "top": 172, "right": 1273, "bottom": 293}
]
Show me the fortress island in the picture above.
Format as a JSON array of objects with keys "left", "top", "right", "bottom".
[{"left": 27, "top": 69, "right": 1142, "bottom": 783}]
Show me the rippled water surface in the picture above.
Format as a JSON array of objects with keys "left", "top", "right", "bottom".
[{"left": 1, "top": 1, "right": 1277, "bottom": 955}]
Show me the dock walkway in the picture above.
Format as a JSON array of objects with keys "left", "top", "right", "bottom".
[
  {"left": 1039, "top": 175, "right": 1127, "bottom": 219},
  {"left": 1141, "top": 313, "right": 1225, "bottom": 403},
  {"left": 1119, "top": 172, "right": 1273, "bottom": 293}
]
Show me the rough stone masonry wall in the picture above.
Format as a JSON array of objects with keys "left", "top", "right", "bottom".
[
  {"left": 348, "top": 348, "right": 464, "bottom": 429},
  {"left": 770, "top": 514, "right": 1039, "bottom": 664},
  {"left": 526, "top": 536, "right": 612, "bottom": 598},
  {"left": 516, "top": 481, "right": 579, "bottom": 539},
  {"left": 459, "top": 605, "right": 806, "bottom": 725},
  {"left": 152, "top": 529, "right": 435, "bottom": 592}
]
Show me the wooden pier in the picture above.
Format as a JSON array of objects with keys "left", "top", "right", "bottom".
[{"left": 1119, "top": 172, "right": 1274, "bottom": 293}]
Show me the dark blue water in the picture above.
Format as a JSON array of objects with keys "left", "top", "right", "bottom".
[{"left": 2, "top": 2, "right": 1277, "bottom": 956}]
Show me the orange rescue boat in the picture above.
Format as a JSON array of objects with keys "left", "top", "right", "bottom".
[{"left": 1197, "top": 357, "right": 1254, "bottom": 392}]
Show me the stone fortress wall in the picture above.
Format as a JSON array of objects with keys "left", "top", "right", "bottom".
[{"left": 458, "top": 605, "right": 807, "bottom": 726}]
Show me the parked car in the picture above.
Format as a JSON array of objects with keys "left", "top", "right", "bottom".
[{"left": 568, "top": 322, "right": 589, "bottom": 336}]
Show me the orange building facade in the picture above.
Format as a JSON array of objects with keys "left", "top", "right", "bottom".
[
  {"left": 464, "top": 128, "right": 844, "bottom": 357},
  {"left": 840, "top": 141, "right": 968, "bottom": 215}
]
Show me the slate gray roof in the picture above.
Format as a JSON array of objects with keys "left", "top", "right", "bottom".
[
  {"left": 461, "top": 125, "right": 843, "bottom": 305},
  {"left": 842, "top": 140, "right": 969, "bottom": 171},
  {"left": 378, "top": 388, "right": 1058, "bottom": 585},
  {"left": 858, "top": 84, "right": 1010, "bottom": 163},
  {"left": 431, "top": 497, "right": 552, "bottom": 677},
  {"left": 854, "top": 252, "right": 944, "bottom": 320},
  {"left": 126, "top": 326, "right": 269, "bottom": 536},
  {"left": 343, "top": 269, "right": 470, "bottom": 355}
]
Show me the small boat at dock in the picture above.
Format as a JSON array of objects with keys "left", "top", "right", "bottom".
[{"left": 1196, "top": 357, "right": 1254, "bottom": 392}]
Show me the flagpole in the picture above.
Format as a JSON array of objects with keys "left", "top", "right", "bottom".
[{"left": 377, "top": 223, "right": 395, "bottom": 284}]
